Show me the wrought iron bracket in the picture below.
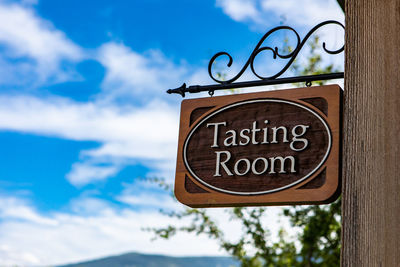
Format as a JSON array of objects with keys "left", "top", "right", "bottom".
[{"left": 167, "top": 20, "right": 344, "bottom": 98}]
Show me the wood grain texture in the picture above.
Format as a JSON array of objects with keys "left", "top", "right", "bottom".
[
  {"left": 174, "top": 85, "right": 342, "bottom": 207},
  {"left": 186, "top": 101, "right": 329, "bottom": 192},
  {"left": 341, "top": 0, "right": 400, "bottom": 266}
]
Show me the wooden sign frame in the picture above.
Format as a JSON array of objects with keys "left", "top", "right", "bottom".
[{"left": 174, "top": 85, "right": 342, "bottom": 208}]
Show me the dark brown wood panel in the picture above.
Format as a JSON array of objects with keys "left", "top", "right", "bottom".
[
  {"left": 174, "top": 85, "right": 342, "bottom": 207},
  {"left": 186, "top": 101, "right": 329, "bottom": 193}
]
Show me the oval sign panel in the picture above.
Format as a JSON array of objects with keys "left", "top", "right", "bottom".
[
  {"left": 174, "top": 85, "right": 341, "bottom": 207},
  {"left": 183, "top": 99, "right": 331, "bottom": 195}
]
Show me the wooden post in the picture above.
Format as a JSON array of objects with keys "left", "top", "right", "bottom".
[{"left": 341, "top": 0, "right": 400, "bottom": 266}]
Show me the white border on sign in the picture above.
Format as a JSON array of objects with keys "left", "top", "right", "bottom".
[{"left": 183, "top": 99, "right": 332, "bottom": 196}]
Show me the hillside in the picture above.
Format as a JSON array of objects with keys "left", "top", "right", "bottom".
[{"left": 58, "top": 252, "right": 239, "bottom": 267}]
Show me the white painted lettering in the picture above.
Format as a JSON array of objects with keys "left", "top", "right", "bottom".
[
  {"left": 251, "top": 121, "right": 261, "bottom": 144},
  {"left": 214, "top": 151, "right": 233, "bottom": 176},
  {"left": 290, "top": 125, "right": 309, "bottom": 151},
  {"left": 224, "top": 130, "right": 237, "bottom": 147},
  {"left": 207, "top": 122, "right": 226, "bottom": 148},
  {"left": 261, "top": 120, "right": 269, "bottom": 144},
  {"left": 269, "top": 156, "right": 296, "bottom": 174},
  {"left": 234, "top": 158, "right": 251, "bottom": 176},
  {"left": 239, "top": 129, "right": 250, "bottom": 145},
  {"left": 271, "top": 126, "right": 289, "bottom": 144},
  {"left": 251, "top": 157, "right": 269, "bottom": 175}
]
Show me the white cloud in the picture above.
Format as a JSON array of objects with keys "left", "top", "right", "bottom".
[
  {"left": 0, "top": 193, "right": 295, "bottom": 267},
  {"left": 0, "top": 2, "right": 83, "bottom": 84},
  {"left": 0, "top": 94, "right": 179, "bottom": 185},
  {"left": 118, "top": 193, "right": 177, "bottom": 210},
  {"left": 0, "top": 197, "right": 57, "bottom": 226},
  {"left": 0, "top": 3, "right": 210, "bottom": 186},
  {"left": 0, "top": 95, "right": 177, "bottom": 145},
  {"left": 216, "top": 0, "right": 261, "bottom": 23},
  {"left": 68, "top": 196, "right": 117, "bottom": 215},
  {"left": 216, "top": 0, "right": 344, "bottom": 28},
  {"left": 66, "top": 163, "right": 121, "bottom": 187},
  {"left": 0, "top": 196, "right": 232, "bottom": 266},
  {"left": 0, "top": 194, "right": 292, "bottom": 266},
  {"left": 117, "top": 180, "right": 178, "bottom": 210},
  {"left": 97, "top": 42, "right": 188, "bottom": 101},
  {"left": 260, "top": 0, "right": 344, "bottom": 27}
]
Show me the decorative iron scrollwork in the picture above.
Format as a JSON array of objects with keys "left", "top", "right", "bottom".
[
  {"left": 167, "top": 20, "right": 344, "bottom": 97},
  {"left": 208, "top": 20, "right": 344, "bottom": 84}
]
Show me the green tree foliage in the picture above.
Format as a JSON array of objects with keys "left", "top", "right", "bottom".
[{"left": 148, "top": 37, "right": 342, "bottom": 267}]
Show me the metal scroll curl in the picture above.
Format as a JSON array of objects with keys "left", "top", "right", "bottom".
[
  {"left": 208, "top": 20, "right": 344, "bottom": 84},
  {"left": 167, "top": 20, "right": 344, "bottom": 97}
]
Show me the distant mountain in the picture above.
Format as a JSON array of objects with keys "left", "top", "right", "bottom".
[{"left": 57, "top": 252, "right": 239, "bottom": 267}]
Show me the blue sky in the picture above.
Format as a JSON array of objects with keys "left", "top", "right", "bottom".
[{"left": 0, "top": 0, "right": 344, "bottom": 265}]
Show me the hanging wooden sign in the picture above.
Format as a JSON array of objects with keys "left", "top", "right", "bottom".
[{"left": 174, "top": 85, "right": 342, "bottom": 207}]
